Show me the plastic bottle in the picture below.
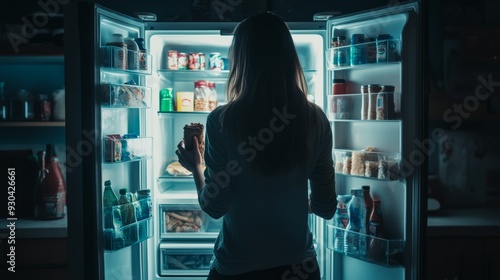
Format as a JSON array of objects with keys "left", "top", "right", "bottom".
[
  {"left": 103, "top": 181, "right": 124, "bottom": 250},
  {"left": 362, "top": 185, "right": 373, "bottom": 229},
  {"left": 333, "top": 194, "right": 352, "bottom": 253},
  {"left": 124, "top": 37, "right": 139, "bottom": 70},
  {"left": 134, "top": 38, "right": 148, "bottom": 70},
  {"left": 119, "top": 188, "right": 138, "bottom": 245},
  {"left": 0, "top": 82, "right": 9, "bottom": 121},
  {"left": 336, "top": 36, "right": 348, "bottom": 67},
  {"left": 344, "top": 188, "right": 367, "bottom": 257},
  {"left": 35, "top": 144, "right": 66, "bottom": 220},
  {"left": 136, "top": 189, "right": 152, "bottom": 239},
  {"left": 368, "top": 199, "right": 384, "bottom": 261}
]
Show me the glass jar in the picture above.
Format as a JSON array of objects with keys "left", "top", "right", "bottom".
[
  {"left": 11, "top": 89, "right": 34, "bottom": 121},
  {"left": 194, "top": 80, "right": 209, "bottom": 112}
]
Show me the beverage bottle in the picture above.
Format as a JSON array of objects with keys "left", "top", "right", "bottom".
[
  {"left": 134, "top": 38, "right": 148, "bottom": 70},
  {"left": 103, "top": 180, "right": 124, "bottom": 250},
  {"left": 368, "top": 199, "right": 384, "bottom": 261},
  {"left": 362, "top": 185, "right": 373, "bottom": 228},
  {"left": 34, "top": 150, "right": 47, "bottom": 218},
  {"left": 333, "top": 194, "right": 351, "bottom": 253},
  {"left": 136, "top": 189, "right": 152, "bottom": 239},
  {"left": 35, "top": 144, "right": 66, "bottom": 220},
  {"left": 106, "top": 33, "right": 127, "bottom": 70},
  {"left": 124, "top": 37, "right": 139, "bottom": 70},
  {"left": 344, "top": 188, "right": 367, "bottom": 257},
  {"left": 119, "top": 188, "right": 138, "bottom": 245},
  {"left": 0, "top": 81, "right": 9, "bottom": 121}
]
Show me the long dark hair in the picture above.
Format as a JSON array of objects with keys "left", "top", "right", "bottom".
[{"left": 221, "top": 12, "right": 315, "bottom": 176}]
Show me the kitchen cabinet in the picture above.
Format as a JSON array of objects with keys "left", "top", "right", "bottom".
[{"left": 0, "top": 237, "right": 68, "bottom": 280}]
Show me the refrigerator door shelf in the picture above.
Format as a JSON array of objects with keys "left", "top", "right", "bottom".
[
  {"left": 100, "top": 46, "right": 153, "bottom": 75},
  {"left": 101, "top": 83, "right": 152, "bottom": 108},
  {"left": 327, "top": 225, "right": 404, "bottom": 268},
  {"left": 327, "top": 93, "right": 402, "bottom": 121},
  {"left": 333, "top": 149, "right": 401, "bottom": 181},
  {"left": 325, "top": 39, "right": 401, "bottom": 71},
  {"left": 104, "top": 216, "right": 153, "bottom": 252},
  {"left": 159, "top": 242, "right": 214, "bottom": 276},
  {"left": 103, "top": 136, "right": 153, "bottom": 163},
  {"left": 159, "top": 203, "right": 222, "bottom": 240}
]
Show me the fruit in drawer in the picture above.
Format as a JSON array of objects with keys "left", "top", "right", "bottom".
[{"left": 165, "top": 210, "right": 203, "bottom": 232}]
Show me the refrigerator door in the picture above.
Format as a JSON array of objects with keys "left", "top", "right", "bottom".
[
  {"left": 65, "top": 2, "right": 154, "bottom": 280},
  {"left": 324, "top": 2, "right": 424, "bottom": 280}
]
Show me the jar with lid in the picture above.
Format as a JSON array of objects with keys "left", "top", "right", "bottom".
[
  {"left": 0, "top": 81, "right": 8, "bottom": 121},
  {"left": 11, "top": 89, "right": 34, "bottom": 121},
  {"left": 36, "top": 94, "right": 52, "bottom": 121},
  {"left": 106, "top": 33, "right": 128, "bottom": 70},
  {"left": 336, "top": 36, "right": 348, "bottom": 67},
  {"left": 194, "top": 80, "right": 209, "bottom": 112},
  {"left": 207, "top": 81, "right": 218, "bottom": 111},
  {"left": 367, "top": 84, "right": 381, "bottom": 120},
  {"left": 332, "top": 79, "right": 351, "bottom": 119},
  {"left": 376, "top": 85, "right": 396, "bottom": 120}
]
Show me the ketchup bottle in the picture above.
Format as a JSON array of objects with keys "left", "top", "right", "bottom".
[{"left": 35, "top": 144, "right": 66, "bottom": 220}]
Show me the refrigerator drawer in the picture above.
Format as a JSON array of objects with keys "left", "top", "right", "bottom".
[
  {"left": 159, "top": 243, "right": 214, "bottom": 276},
  {"left": 326, "top": 224, "right": 404, "bottom": 267},
  {"left": 159, "top": 204, "right": 221, "bottom": 239},
  {"left": 101, "top": 83, "right": 152, "bottom": 108},
  {"left": 333, "top": 149, "right": 401, "bottom": 180}
]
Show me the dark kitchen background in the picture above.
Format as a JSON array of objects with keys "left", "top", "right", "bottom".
[{"left": 0, "top": 0, "right": 499, "bottom": 279}]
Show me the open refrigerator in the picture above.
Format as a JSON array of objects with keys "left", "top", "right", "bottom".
[{"left": 64, "top": 1, "right": 424, "bottom": 280}]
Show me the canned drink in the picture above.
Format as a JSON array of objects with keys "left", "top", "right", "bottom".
[
  {"left": 210, "top": 52, "right": 223, "bottom": 70},
  {"left": 167, "top": 50, "right": 178, "bottom": 70},
  {"left": 198, "top": 52, "right": 206, "bottom": 70},
  {"left": 188, "top": 52, "right": 200, "bottom": 70},
  {"left": 178, "top": 52, "right": 188, "bottom": 70}
]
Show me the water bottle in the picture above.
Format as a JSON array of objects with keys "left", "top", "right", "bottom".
[
  {"left": 333, "top": 194, "right": 352, "bottom": 252},
  {"left": 344, "top": 188, "right": 367, "bottom": 257}
]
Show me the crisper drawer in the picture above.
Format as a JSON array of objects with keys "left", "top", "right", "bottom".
[
  {"left": 159, "top": 203, "right": 222, "bottom": 239},
  {"left": 159, "top": 243, "right": 214, "bottom": 276}
]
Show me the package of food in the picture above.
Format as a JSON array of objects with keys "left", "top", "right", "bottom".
[
  {"left": 334, "top": 151, "right": 345, "bottom": 174},
  {"left": 183, "top": 123, "right": 205, "bottom": 157},
  {"left": 351, "top": 151, "right": 366, "bottom": 176},
  {"left": 342, "top": 156, "right": 352, "bottom": 175},
  {"left": 194, "top": 80, "right": 209, "bottom": 112},
  {"left": 165, "top": 210, "right": 204, "bottom": 232},
  {"left": 101, "top": 83, "right": 147, "bottom": 107},
  {"left": 378, "top": 155, "right": 400, "bottom": 180},
  {"left": 365, "top": 160, "right": 379, "bottom": 177},
  {"left": 104, "top": 134, "right": 122, "bottom": 162}
]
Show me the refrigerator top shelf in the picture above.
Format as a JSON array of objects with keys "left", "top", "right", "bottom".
[{"left": 157, "top": 69, "right": 317, "bottom": 82}]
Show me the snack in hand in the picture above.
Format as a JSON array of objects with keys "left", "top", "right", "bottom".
[{"left": 183, "top": 123, "right": 205, "bottom": 155}]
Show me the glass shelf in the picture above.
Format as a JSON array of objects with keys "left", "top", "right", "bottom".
[
  {"left": 333, "top": 149, "right": 401, "bottom": 181},
  {"left": 157, "top": 69, "right": 229, "bottom": 82},
  {"left": 158, "top": 111, "right": 211, "bottom": 115},
  {"left": 327, "top": 225, "right": 404, "bottom": 267},
  {"left": 0, "top": 121, "right": 65, "bottom": 127}
]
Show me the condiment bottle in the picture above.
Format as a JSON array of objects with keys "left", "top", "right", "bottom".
[
  {"left": 368, "top": 199, "right": 384, "bottom": 261},
  {"left": 35, "top": 144, "right": 66, "bottom": 220},
  {"left": 368, "top": 84, "right": 381, "bottom": 120},
  {"left": 134, "top": 38, "right": 148, "bottom": 70},
  {"left": 362, "top": 185, "right": 373, "bottom": 228},
  {"left": 124, "top": 37, "right": 139, "bottom": 70}
]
